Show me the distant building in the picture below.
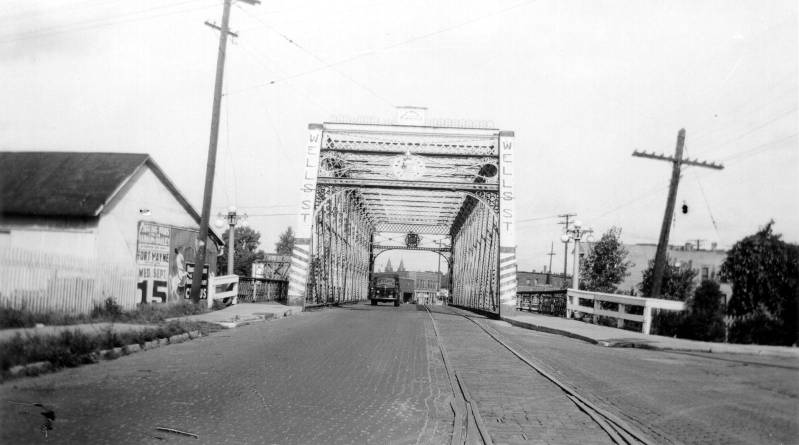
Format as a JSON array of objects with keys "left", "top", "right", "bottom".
[
  {"left": 400, "top": 270, "right": 443, "bottom": 303},
  {"left": 581, "top": 241, "right": 730, "bottom": 297},
  {"left": 0, "top": 152, "right": 224, "bottom": 310},
  {"left": 516, "top": 271, "right": 569, "bottom": 292}
]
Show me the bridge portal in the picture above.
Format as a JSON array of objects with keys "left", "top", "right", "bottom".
[{"left": 287, "top": 121, "right": 517, "bottom": 314}]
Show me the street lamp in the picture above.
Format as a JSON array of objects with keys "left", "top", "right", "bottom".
[
  {"left": 215, "top": 206, "right": 248, "bottom": 275},
  {"left": 560, "top": 220, "right": 594, "bottom": 290}
]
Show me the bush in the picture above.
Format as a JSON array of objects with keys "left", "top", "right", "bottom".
[
  {"left": 680, "top": 280, "right": 726, "bottom": 342},
  {"left": 650, "top": 281, "right": 727, "bottom": 342},
  {"left": 0, "top": 320, "right": 207, "bottom": 375},
  {"left": 0, "top": 305, "right": 88, "bottom": 329},
  {"left": 91, "top": 297, "right": 124, "bottom": 321},
  {"left": 650, "top": 309, "right": 687, "bottom": 337}
]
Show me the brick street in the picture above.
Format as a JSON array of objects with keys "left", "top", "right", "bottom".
[{"left": 1, "top": 303, "right": 797, "bottom": 444}]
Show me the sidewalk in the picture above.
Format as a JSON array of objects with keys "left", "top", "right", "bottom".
[
  {"left": 500, "top": 304, "right": 799, "bottom": 358},
  {"left": 167, "top": 302, "right": 303, "bottom": 328}
]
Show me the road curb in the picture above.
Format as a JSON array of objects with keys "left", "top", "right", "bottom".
[
  {"left": 3, "top": 330, "right": 202, "bottom": 381},
  {"left": 211, "top": 306, "right": 302, "bottom": 329},
  {"left": 501, "top": 316, "right": 599, "bottom": 345}
]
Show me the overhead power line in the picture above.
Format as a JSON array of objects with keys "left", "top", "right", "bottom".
[
  {"left": 0, "top": 0, "right": 219, "bottom": 44},
  {"left": 226, "top": 0, "right": 537, "bottom": 95}
]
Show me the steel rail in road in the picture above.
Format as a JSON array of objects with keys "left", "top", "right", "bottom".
[
  {"left": 424, "top": 306, "right": 493, "bottom": 445},
  {"left": 426, "top": 305, "right": 656, "bottom": 445}
]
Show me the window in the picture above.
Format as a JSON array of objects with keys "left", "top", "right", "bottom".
[{"left": 701, "top": 267, "right": 709, "bottom": 281}]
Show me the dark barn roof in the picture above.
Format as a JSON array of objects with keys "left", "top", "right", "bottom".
[
  {"left": 0, "top": 152, "right": 150, "bottom": 217},
  {"left": 0, "top": 151, "right": 224, "bottom": 245}
]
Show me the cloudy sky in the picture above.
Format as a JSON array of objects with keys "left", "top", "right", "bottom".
[{"left": 1, "top": 0, "right": 796, "bottom": 274}]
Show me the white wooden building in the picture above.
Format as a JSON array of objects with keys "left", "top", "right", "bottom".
[{"left": 0, "top": 152, "right": 224, "bottom": 312}]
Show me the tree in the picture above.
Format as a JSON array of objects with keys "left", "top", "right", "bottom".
[
  {"left": 274, "top": 226, "right": 295, "bottom": 255},
  {"left": 680, "top": 280, "right": 726, "bottom": 342},
  {"left": 720, "top": 221, "right": 799, "bottom": 346},
  {"left": 218, "top": 226, "right": 266, "bottom": 276},
  {"left": 639, "top": 256, "right": 698, "bottom": 301},
  {"left": 580, "top": 227, "right": 632, "bottom": 293}
]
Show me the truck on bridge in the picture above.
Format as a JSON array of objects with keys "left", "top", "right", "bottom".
[{"left": 369, "top": 273, "right": 401, "bottom": 307}]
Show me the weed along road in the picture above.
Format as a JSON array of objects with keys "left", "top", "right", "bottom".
[{"left": 1, "top": 304, "right": 797, "bottom": 444}]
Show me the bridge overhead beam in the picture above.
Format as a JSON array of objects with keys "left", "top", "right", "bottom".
[{"left": 316, "top": 177, "right": 498, "bottom": 193}]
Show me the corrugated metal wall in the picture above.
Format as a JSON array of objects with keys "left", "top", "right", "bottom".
[{"left": 0, "top": 247, "right": 137, "bottom": 314}]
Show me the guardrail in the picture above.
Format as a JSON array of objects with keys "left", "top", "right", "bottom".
[
  {"left": 516, "top": 289, "right": 567, "bottom": 317},
  {"left": 237, "top": 277, "right": 287, "bottom": 303},
  {"left": 207, "top": 274, "right": 239, "bottom": 308},
  {"left": 566, "top": 289, "right": 686, "bottom": 335}
]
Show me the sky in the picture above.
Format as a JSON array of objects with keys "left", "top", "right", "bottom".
[{"left": 1, "top": 0, "right": 797, "bottom": 275}]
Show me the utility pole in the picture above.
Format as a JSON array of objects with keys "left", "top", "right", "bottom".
[
  {"left": 633, "top": 129, "right": 723, "bottom": 299},
  {"left": 545, "top": 241, "right": 555, "bottom": 285},
  {"left": 189, "top": 0, "right": 259, "bottom": 304},
  {"left": 558, "top": 213, "right": 576, "bottom": 282}
]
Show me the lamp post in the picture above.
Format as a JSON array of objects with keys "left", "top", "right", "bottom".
[
  {"left": 215, "top": 206, "right": 248, "bottom": 275},
  {"left": 560, "top": 220, "right": 594, "bottom": 290}
]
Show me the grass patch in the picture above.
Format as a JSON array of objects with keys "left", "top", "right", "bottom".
[
  {"left": 0, "top": 320, "right": 213, "bottom": 377},
  {"left": 0, "top": 298, "right": 210, "bottom": 328}
]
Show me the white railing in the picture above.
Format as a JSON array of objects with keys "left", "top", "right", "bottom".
[
  {"left": 566, "top": 289, "right": 686, "bottom": 335},
  {"left": 0, "top": 247, "right": 137, "bottom": 314},
  {"left": 207, "top": 274, "right": 239, "bottom": 308}
]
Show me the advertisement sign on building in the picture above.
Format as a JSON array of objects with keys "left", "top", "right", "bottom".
[{"left": 135, "top": 221, "right": 218, "bottom": 303}]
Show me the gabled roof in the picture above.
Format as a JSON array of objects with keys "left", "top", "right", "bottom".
[
  {"left": 0, "top": 151, "right": 149, "bottom": 217},
  {"left": 0, "top": 151, "right": 223, "bottom": 245}
]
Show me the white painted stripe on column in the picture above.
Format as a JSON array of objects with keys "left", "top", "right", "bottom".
[
  {"left": 288, "top": 268, "right": 306, "bottom": 278},
  {"left": 288, "top": 281, "right": 306, "bottom": 292},
  {"left": 290, "top": 262, "right": 309, "bottom": 273},
  {"left": 500, "top": 271, "right": 516, "bottom": 280}
]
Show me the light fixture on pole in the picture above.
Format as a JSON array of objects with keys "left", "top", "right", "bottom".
[
  {"left": 215, "top": 206, "right": 248, "bottom": 275},
  {"left": 560, "top": 220, "right": 594, "bottom": 290}
]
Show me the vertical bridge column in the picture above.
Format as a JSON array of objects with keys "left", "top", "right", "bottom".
[
  {"left": 287, "top": 123, "right": 323, "bottom": 306},
  {"left": 498, "top": 130, "right": 517, "bottom": 308}
]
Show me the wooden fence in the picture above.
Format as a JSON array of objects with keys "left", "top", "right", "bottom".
[
  {"left": 567, "top": 289, "right": 686, "bottom": 335},
  {"left": 0, "top": 248, "right": 137, "bottom": 314},
  {"left": 208, "top": 274, "right": 239, "bottom": 308}
]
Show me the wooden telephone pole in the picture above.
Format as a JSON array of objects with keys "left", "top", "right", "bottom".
[
  {"left": 545, "top": 242, "right": 556, "bottom": 284},
  {"left": 632, "top": 129, "right": 723, "bottom": 299},
  {"left": 189, "top": 0, "right": 259, "bottom": 303}
]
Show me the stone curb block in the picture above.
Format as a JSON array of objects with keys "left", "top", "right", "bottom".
[
  {"left": 4, "top": 330, "right": 204, "bottom": 380},
  {"left": 501, "top": 316, "right": 600, "bottom": 345}
]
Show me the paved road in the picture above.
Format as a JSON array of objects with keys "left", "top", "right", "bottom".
[{"left": 1, "top": 303, "right": 797, "bottom": 444}]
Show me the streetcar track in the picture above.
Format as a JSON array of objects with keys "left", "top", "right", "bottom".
[
  {"left": 424, "top": 305, "right": 492, "bottom": 445},
  {"left": 427, "top": 304, "right": 655, "bottom": 445}
]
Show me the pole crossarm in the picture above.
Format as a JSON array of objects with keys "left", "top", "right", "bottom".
[{"left": 632, "top": 150, "right": 724, "bottom": 169}]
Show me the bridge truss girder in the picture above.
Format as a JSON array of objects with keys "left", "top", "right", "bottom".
[{"left": 288, "top": 122, "right": 518, "bottom": 313}]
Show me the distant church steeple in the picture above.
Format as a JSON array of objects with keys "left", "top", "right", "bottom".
[
  {"left": 384, "top": 259, "right": 394, "bottom": 273},
  {"left": 397, "top": 258, "right": 406, "bottom": 272}
]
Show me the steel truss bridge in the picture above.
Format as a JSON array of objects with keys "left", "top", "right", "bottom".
[{"left": 287, "top": 122, "right": 517, "bottom": 314}]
